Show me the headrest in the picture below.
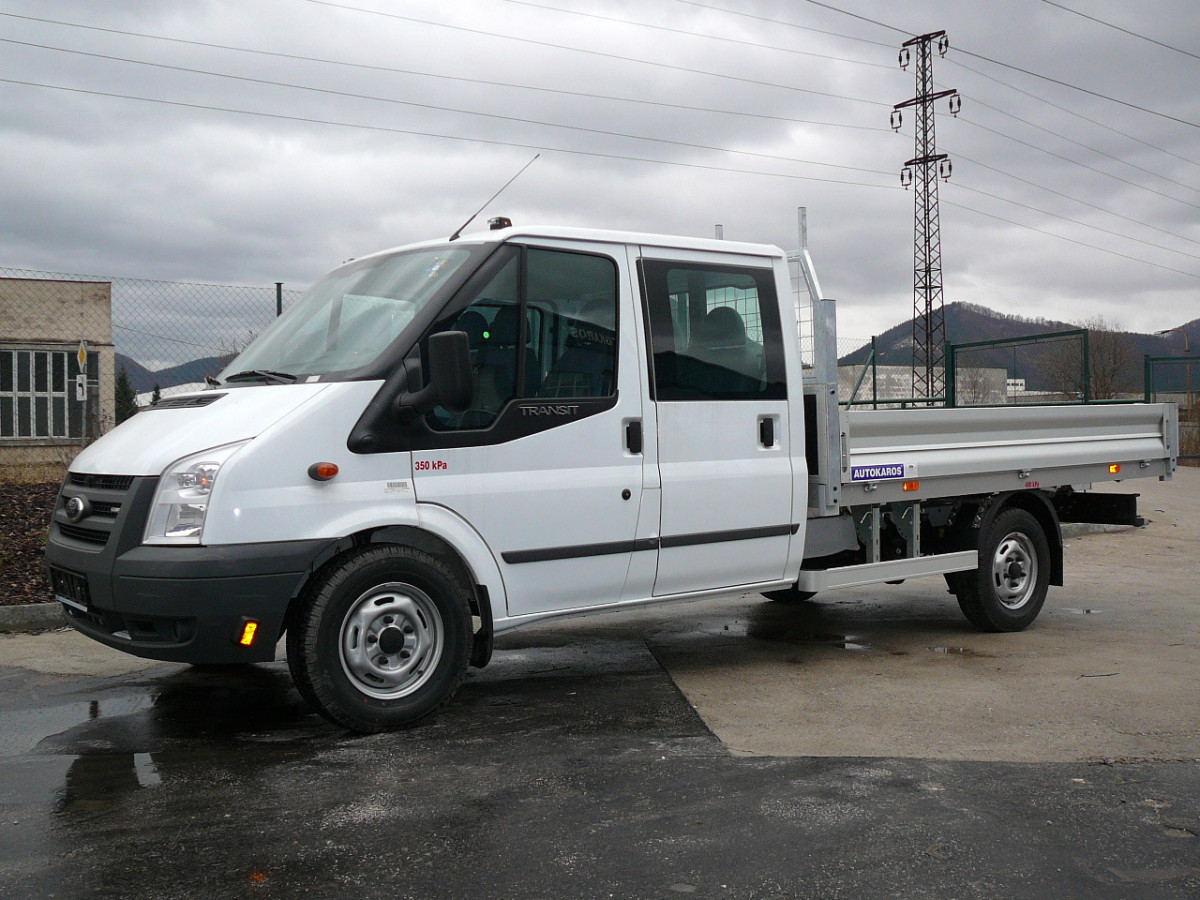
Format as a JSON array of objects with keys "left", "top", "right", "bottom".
[
  {"left": 489, "top": 305, "right": 525, "bottom": 345},
  {"left": 695, "top": 306, "right": 746, "bottom": 348},
  {"left": 455, "top": 310, "right": 488, "bottom": 347}
]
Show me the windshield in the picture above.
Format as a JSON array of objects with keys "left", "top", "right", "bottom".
[{"left": 220, "top": 246, "right": 473, "bottom": 380}]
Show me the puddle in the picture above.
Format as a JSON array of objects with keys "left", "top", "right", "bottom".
[
  {"left": 747, "top": 625, "right": 871, "bottom": 652},
  {"left": 1061, "top": 608, "right": 1104, "bottom": 615},
  {"left": 0, "top": 695, "right": 153, "bottom": 757},
  {"left": 929, "top": 646, "right": 976, "bottom": 656}
]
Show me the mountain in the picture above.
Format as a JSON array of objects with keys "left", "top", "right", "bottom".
[
  {"left": 838, "top": 302, "right": 1198, "bottom": 394},
  {"left": 115, "top": 354, "right": 230, "bottom": 394}
]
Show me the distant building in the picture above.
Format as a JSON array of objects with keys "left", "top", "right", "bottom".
[
  {"left": 839, "top": 363, "right": 1007, "bottom": 406},
  {"left": 0, "top": 278, "right": 115, "bottom": 476}
]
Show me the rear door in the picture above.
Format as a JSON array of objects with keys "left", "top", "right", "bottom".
[{"left": 639, "top": 251, "right": 795, "bottom": 596}]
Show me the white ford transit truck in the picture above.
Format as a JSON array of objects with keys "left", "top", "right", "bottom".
[{"left": 45, "top": 221, "right": 1178, "bottom": 732}]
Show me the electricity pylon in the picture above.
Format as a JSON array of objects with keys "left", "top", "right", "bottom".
[{"left": 892, "top": 30, "right": 961, "bottom": 402}]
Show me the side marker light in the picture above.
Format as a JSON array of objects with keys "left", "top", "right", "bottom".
[
  {"left": 239, "top": 620, "right": 259, "bottom": 647},
  {"left": 308, "top": 462, "right": 339, "bottom": 481},
  {"left": 903, "top": 481, "right": 920, "bottom": 492},
  {"left": 1108, "top": 463, "right": 1121, "bottom": 475}
]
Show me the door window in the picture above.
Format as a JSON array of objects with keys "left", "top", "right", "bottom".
[
  {"left": 640, "top": 260, "right": 786, "bottom": 401},
  {"left": 428, "top": 246, "right": 619, "bottom": 430}
]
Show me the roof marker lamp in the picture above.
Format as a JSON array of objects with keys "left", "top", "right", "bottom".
[{"left": 144, "top": 441, "right": 248, "bottom": 545}]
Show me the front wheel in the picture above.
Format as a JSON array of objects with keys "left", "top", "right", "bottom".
[
  {"left": 954, "top": 508, "right": 1050, "bottom": 632},
  {"left": 286, "top": 545, "right": 472, "bottom": 732}
]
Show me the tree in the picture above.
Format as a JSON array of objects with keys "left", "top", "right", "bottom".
[
  {"left": 1041, "top": 316, "right": 1135, "bottom": 401},
  {"left": 114, "top": 366, "right": 138, "bottom": 423},
  {"left": 1084, "top": 316, "right": 1136, "bottom": 400},
  {"left": 151, "top": 383, "right": 161, "bottom": 406}
]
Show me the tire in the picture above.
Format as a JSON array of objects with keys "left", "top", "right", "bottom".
[
  {"left": 955, "top": 508, "right": 1050, "bottom": 632},
  {"left": 762, "top": 586, "right": 818, "bottom": 603},
  {"left": 286, "top": 545, "right": 472, "bottom": 733}
]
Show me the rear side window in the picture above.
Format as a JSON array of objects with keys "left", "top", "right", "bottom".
[{"left": 639, "top": 259, "right": 786, "bottom": 401}]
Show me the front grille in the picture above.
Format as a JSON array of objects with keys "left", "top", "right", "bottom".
[
  {"left": 69, "top": 473, "right": 134, "bottom": 492},
  {"left": 58, "top": 523, "right": 110, "bottom": 546},
  {"left": 89, "top": 500, "right": 122, "bottom": 518}
]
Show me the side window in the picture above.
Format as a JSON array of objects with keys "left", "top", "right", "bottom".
[
  {"left": 529, "top": 249, "right": 618, "bottom": 401},
  {"left": 640, "top": 260, "right": 786, "bottom": 401},
  {"left": 427, "top": 246, "right": 618, "bottom": 430}
]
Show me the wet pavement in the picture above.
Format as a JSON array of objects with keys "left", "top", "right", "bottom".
[{"left": 3, "top": 623, "right": 1199, "bottom": 900}]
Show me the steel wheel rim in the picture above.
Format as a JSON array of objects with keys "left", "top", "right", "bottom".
[
  {"left": 339, "top": 582, "right": 444, "bottom": 700},
  {"left": 992, "top": 531, "right": 1037, "bottom": 610}
]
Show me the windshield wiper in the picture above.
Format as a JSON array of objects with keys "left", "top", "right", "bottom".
[{"left": 223, "top": 369, "right": 297, "bottom": 385}]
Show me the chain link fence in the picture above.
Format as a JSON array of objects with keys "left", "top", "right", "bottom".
[{"left": 0, "top": 266, "right": 302, "bottom": 483}]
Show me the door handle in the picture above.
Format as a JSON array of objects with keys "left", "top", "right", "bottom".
[
  {"left": 759, "top": 416, "right": 775, "bottom": 448},
  {"left": 625, "top": 420, "right": 643, "bottom": 455}
]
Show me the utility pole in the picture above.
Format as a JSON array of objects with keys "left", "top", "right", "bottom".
[{"left": 892, "top": 30, "right": 960, "bottom": 402}]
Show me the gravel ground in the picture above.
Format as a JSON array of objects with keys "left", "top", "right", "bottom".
[{"left": 0, "top": 482, "right": 59, "bottom": 606}]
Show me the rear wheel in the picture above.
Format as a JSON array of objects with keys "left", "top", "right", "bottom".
[
  {"left": 286, "top": 545, "right": 472, "bottom": 732},
  {"left": 955, "top": 508, "right": 1050, "bottom": 632}
]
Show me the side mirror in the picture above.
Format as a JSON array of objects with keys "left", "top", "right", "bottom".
[{"left": 394, "top": 331, "right": 473, "bottom": 417}]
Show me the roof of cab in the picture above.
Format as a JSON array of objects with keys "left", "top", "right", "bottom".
[{"left": 360, "top": 223, "right": 786, "bottom": 263}]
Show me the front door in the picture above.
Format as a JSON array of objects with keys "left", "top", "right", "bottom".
[
  {"left": 410, "top": 240, "right": 649, "bottom": 617},
  {"left": 638, "top": 252, "right": 795, "bottom": 596}
]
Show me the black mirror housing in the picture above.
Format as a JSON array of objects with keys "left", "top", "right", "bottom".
[{"left": 394, "top": 330, "right": 473, "bottom": 417}]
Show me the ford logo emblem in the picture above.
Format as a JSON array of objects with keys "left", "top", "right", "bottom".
[{"left": 65, "top": 496, "right": 90, "bottom": 523}]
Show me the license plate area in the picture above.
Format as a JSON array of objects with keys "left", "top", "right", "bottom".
[{"left": 49, "top": 566, "right": 91, "bottom": 610}]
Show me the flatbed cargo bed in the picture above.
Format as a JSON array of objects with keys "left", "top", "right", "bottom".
[{"left": 839, "top": 402, "right": 1177, "bottom": 505}]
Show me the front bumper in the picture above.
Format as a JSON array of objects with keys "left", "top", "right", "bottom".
[{"left": 45, "top": 474, "right": 334, "bottom": 664}]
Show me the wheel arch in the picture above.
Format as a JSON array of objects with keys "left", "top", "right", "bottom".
[
  {"left": 972, "top": 490, "right": 1064, "bottom": 587},
  {"left": 284, "top": 520, "right": 502, "bottom": 669}
]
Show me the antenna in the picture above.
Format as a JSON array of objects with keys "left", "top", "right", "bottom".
[{"left": 448, "top": 153, "right": 540, "bottom": 241}]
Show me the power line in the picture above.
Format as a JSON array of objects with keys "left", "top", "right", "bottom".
[
  {"left": 0, "top": 37, "right": 892, "bottom": 176},
  {"left": 300, "top": 0, "right": 890, "bottom": 107},
  {"left": 0, "top": 76, "right": 894, "bottom": 189},
  {"left": 5, "top": 77, "right": 1197, "bottom": 284},
  {"left": 1039, "top": 0, "right": 1200, "bottom": 63},
  {"left": 795, "top": 0, "right": 1200, "bottom": 129},
  {"left": 0, "top": 11, "right": 882, "bottom": 133},
  {"left": 953, "top": 181, "right": 1200, "bottom": 264},
  {"left": 957, "top": 90, "right": 1200, "bottom": 194},
  {"left": 951, "top": 150, "right": 1200, "bottom": 249},
  {"left": 950, "top": 51, "right": 1200, "bottom": 173},
  {"left": 798, "top": 0, "right": 909, "bottom": 37},
  {"left": 943, "top": 199, "right": 1200, "bottom": 280},
  {"left": 670, "top": 0, "right": 895, "bottom": 50},
  {"left": 954, "top": 116, "right": 1200, "bottom": 212},
  {"left": 501, "top": 0, "right": 893, "bottom": 69}
]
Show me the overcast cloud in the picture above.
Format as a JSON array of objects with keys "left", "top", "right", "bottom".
[{"left": 2, "top": 0, "right": 1199, "bottom": 356}]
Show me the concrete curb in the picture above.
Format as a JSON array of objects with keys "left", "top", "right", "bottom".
[{"left": 0, "top": 601, "right": 65, "bottom": 633}]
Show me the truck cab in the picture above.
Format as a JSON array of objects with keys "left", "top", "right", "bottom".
[{"left": 46, "top": 224, "right": 814, "bottom": 731}]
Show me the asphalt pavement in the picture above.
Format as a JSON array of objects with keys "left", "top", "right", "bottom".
[{"left": 1, "top": 469, "right": 1197, "bottom": 898}]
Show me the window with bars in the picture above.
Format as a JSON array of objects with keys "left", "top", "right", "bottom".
[{"left": 0, "top": 347, "right": 95, "bottom": 440}]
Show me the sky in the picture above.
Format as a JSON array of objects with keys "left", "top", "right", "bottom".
[{"left": 2, "top": 0, "right": 1199, "bottom": 364}]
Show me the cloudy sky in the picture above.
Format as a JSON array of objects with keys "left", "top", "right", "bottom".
[{"left": 2, "top": 0, "right": 1199, "bottom": 359}]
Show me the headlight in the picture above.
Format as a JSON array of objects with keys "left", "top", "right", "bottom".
[{"left": 144, "top": 442, "right": 248, "bottom": 545}]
